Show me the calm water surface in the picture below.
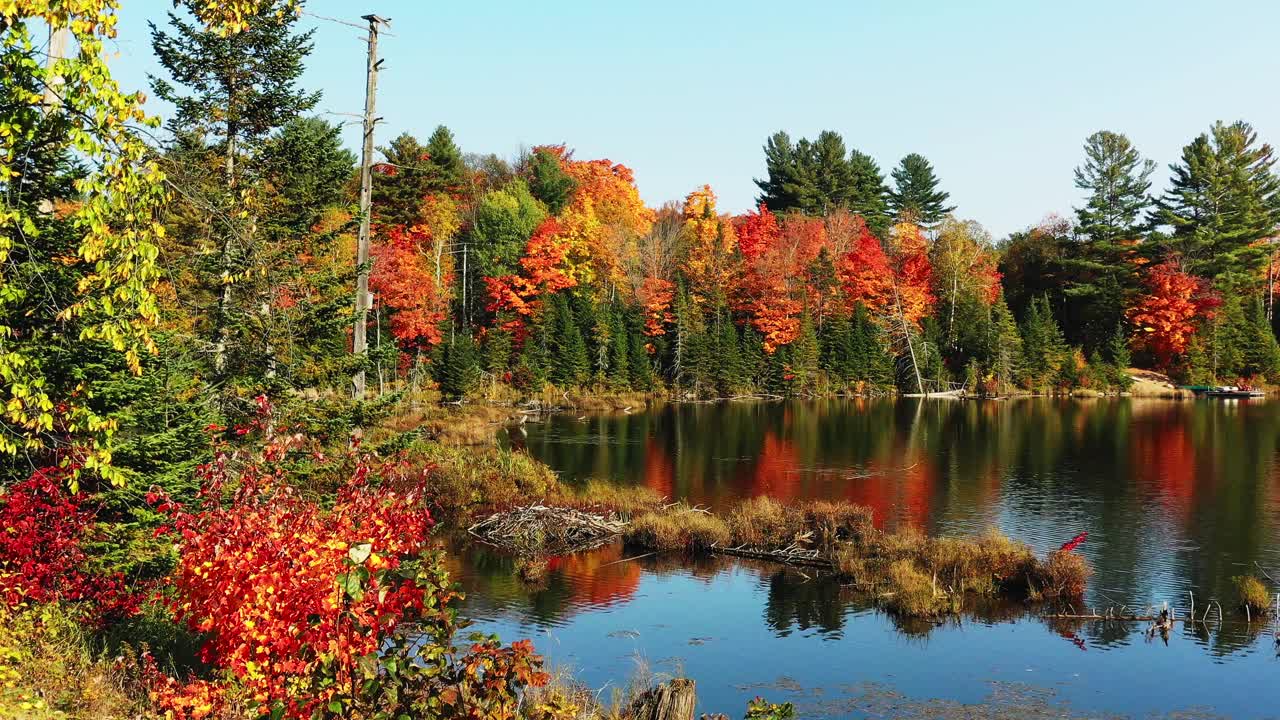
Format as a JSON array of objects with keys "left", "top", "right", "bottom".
[{"left": 451, "top": 399, "right": 1280, "bottom": 718}]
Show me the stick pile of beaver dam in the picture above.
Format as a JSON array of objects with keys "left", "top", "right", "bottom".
[{"left": 469, "top": 494, "right": 1090, "bottom": 619}]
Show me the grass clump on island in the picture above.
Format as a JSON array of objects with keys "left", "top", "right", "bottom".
[
  {"left": 1232, "top": 575, "right": 1274, "bottom": 616},
  {"left": 622, "top": 497, "right": 1091, "bottom": 619}
]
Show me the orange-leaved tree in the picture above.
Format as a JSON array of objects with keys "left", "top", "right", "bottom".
[{"left": 1127, "top": 260, "right": 1219, "bottom": 370}]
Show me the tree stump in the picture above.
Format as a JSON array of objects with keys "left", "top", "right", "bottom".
[{"left": 629, "top": 678, "right": 697, "bottom": 720}]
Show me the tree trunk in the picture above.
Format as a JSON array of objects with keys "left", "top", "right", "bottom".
[{"left": 629, "top": 679, "right": 697, "bottom": 720}]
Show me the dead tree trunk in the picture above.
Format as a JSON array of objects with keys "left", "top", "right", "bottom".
[{"left": 629, "top": 679, "right": 697, "bottom": 720}]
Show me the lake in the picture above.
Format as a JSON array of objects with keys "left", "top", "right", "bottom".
[{"left": 450, "top": 398, "right": 1280, "bottom": 718}]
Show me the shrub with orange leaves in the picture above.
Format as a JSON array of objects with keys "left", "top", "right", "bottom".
[{"left": 147, "top": 399, "right": 548, "bottom": 719}]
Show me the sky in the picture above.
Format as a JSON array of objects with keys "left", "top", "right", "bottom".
[{"left": 103, "top": 0, "right": 1280, "bottom": 239}]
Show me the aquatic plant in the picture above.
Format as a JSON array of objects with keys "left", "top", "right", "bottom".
[{"left": 1232, "top": 575, "right": 1273, "bottom": 616}]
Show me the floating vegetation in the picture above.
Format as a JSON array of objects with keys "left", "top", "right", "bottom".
[{"left": 620, "top": 499, "right": 1091, "bottom": 619}]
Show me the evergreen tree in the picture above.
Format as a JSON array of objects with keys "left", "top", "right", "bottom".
[
  {"left": 1103, "top": 324, "right": 1133, "bottom": 389},
  {"left": 790, "top": 313, "right": 821, "bottom": 392},
  {"left": 149, "top": 0, "right": 319, "bottom": 179},
  {"left": 372, "top": 133, "right": 431, "bottom": 227},
  {"left": 150, "top": 0, "right": 320, "bottom": 388},
  {"left": 740, "top": 327, "right": 766, "bottom": 390},
  {"left": 1020, "top": 296, "right": 1066, "bottom": 388},
  {"left": 848, "top": 150, "right": 892, "bottom": 235},
  {"left": 711, "top": 313, "right": 744, "bottom": 396},
  {"left": 1208, "top": 294, "right": 1246, "bottom": 382},
  {"left": 526, "top": 147, "right": 576, "bottom": 213},
  {"left": 627, "top": 312, "right": 657, "bottom": 391},
  {"left": 423, "top": 125, "right": 466, "bottom": 192},
  {"left": 373, "top": 128, "right": 465, "bottom": 227},
  {"left": 482, "top": 326, "right": 514, "bottom": 376},
  {"left": 549, "top": 294, "right": 590, "bottom": 386},
  {"left": 260, "top": 117, "right": 355, "bottom": 232},
  {"left": 887, "top": 153, "right": 955, "bottom": 224},
  {"left": 987, "top": 292, "right": 1023, "bottom": 393},
  {"left": 1064, "top": 130, "right": 1154, "bottom": 351},
  {"left": 606, "top": 304, "right": 631, "bottom": 389},
  {"left": 1074, "top": 130, "right": 1156, "bottom": 243},
  {"left": 1239, "top": 296, "right": 1280, "bottom": 381},
  {"left": 754, "top": 131, "right": 806, "bottom": 211},
  {"left": 820, "top": 312, "right": 854, "bottom": 385},
  {"left": 755, "top": 130, "right": 885, "bottom": 218},
  {"left": 1154, "top": 120, "right": 1280, "bottom": 284},
  {"left": 808, "top": 131, "right": 856, "bottom": 214},
  {"left": 438, "top": 331, "right": 480, "bottom": 400}
]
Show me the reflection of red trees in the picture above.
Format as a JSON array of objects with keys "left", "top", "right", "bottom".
[
  {"left": 839, "top": 455, "right": 935, "bottom": 530},
  {"left": 746, "top": 433, "right": 802, "bottom": 502},
  {"left": 545, "top": 544, "right": 641, "bottom": 607},
  {"left": 1130, "top": 415, "right": 1196, "bottom": 516},
  {"left": 643, "top": 437, "right": 674, "bottom": 499}
]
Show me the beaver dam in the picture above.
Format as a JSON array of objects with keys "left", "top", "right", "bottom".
[{"left": 469, "top": 496, "right": 1091, "bottom": 619}]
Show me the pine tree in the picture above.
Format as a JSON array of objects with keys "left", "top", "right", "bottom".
[
  {"left": 987, "top": 292, "right": 1023, "bottom": 393},
  {"left": 887, "top": 153, "right": 955, "bottom": 225},
  {"left": 149, "top": 0, "right": 319, "bottom": 179},
  {"left": 1103, "top": 323, "right": 1132, "bottom": 389},
  {"left": 754, "top": 131, "right": 806, "bottom": 211},
  {"left": 790, "top": 313, "right": 821, "bottom": 392},
  {"left": 740, "top": 327, "right": 766, "bottom": 390},
  {"left": 1239, "top": 296, "right": 1280, "bottom": 381},
  {"left": 438, "top": 331, "right": 480, "bottom": 400},
  {"left": 1074, "top": 131, "right": 1155, "bottom": 243},
  {"left": 627, "top": 313, "right": 657, "bottom": 391},
  {"left": 711, "top": 313, "right": 744, "bottom": 396},
  {"left": 423, "top": 125, "right": 466, "bottom": 192},
  {"left": 848, "top": 150, "right": 891, "bottom": 235},
  {"left": 606, "top": 304, "right": 631, "bottom": 389},
  {"left": 549, "top": 294, "right": 589, "bottom": 386},
  {"left": 150, "top": 0, "right": 319, "bottom": 385},
  {"left": 260, "top": 117, "right": 355, "bottom": 232},
  {"left": 1065, "top": 130, "right": 1153, "bottom": 351},
  {"left": 808, "top": 131, "right": 856, "bottom": 214},
  {"left": 482, "top": 326, "right": 514, "bottom": 375},
  {"left": 1154, "top": 121, "right": 1280, "bottom": 284},
  {"left": 373, "top": 133, "right": 431, "bottom": 227},
  {"left": 820, "top": 312, "right": 854, "bottom": 385},
  {"left": 526, "top": 147, "right": 576, "bottom": 214},
  {"left": 1020, "top": 296, "right": 1065, "bottom": 388},
  {"left": 1208, "top": 294, "right": 1245, "bottom": 382}
]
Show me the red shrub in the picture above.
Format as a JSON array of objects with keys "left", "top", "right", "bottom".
[
  {"left": 148, "top": 399, "right": 548, "bottom": 719},
  {"left": 0, "top": 467, "right": 141, "bottom": 622}
]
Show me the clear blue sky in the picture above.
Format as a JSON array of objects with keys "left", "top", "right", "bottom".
[{"left": 105, "top": 0, "right": 1280, "bottom": 239}]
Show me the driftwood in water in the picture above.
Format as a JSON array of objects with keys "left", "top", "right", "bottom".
[
  {"left": 712, "top": 543, "right": 833, "bottom": 569},
  {"left": 468, "top": 505, "right": 626, "bottom": 554},
  {"left": 629, "top": 679, "right": 697, "bottom": 720}
]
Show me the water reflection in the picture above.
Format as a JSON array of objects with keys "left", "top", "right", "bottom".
[
  {"left": 449, "top": 541, "right": 1280, "bottom": 718},
  {"left": 510, "top": 399, "right": 1280, "bottom": 608}
]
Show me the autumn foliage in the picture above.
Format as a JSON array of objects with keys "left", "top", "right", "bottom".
[
  {"left": 371, "top": 224, "right": 452, "bottom": 351},
  {"left": 1127, "top": 260, "right": 1219, "bottom": 369},
  {"left": 146, "top": 400, "right": 549, "bottom": 719},
  {"left": 0, "top": 468, "right": 142, "bottom": 624}
]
